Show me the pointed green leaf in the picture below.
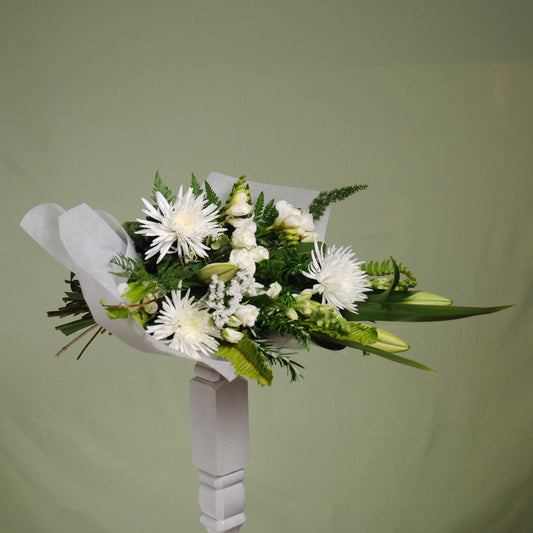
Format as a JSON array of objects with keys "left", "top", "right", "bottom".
[
  {"left": 366, "top": 291, "right": 452, "bottom": 306},
  {"left": 310, "top": 331, "right": 437, "bottom": 373},
  {"left": 55, "top": 318, "right": 96, "bottom": 336},
  {"left": 348, "top": 302, "right": 514, "bottom": 322}
]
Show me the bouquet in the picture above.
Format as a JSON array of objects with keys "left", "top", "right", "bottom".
[{"left": 21, "top": 172, "right": 511, "bottom": 385}]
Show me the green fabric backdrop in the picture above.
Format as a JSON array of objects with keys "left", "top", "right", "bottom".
[{"left": 2, "top": 1, "right": 532, "bottom": 531}]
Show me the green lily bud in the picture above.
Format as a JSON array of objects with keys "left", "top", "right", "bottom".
[
  {"left": 373, "top": 328, "right": 410, "bottom": 353},
  {"left": 197, "top": 263, "right": 238, "bottom": 284},
  {"left": 286, "top": 308, "right": 298, "bottom": 321},
  {"left": 397, "top": 291, "right": 452, "bottom": 306}
]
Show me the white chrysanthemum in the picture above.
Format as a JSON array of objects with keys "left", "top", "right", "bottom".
[
  {"left": 136, "top": 188, "right": 224, "bottom": 263},
  {"left": 303, "top": 241, "right": 370, "bottom": 312},
  {"left": 146, "top": 289, "right": 219, "bottom": 359}
]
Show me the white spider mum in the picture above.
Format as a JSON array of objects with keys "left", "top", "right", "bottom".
[
  {"left": 137, "top": 188, "right": 224, "bottom": 263},
  {"left": 303, "top": 241, "right": 370, "bottom": 312},
  {"left": 146, "top": 289, "right": 219, "bottom": 359}
]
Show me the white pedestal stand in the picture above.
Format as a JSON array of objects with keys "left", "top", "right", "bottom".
[{"left": 190, "top": 363, "right": 249, "bottom": 532}]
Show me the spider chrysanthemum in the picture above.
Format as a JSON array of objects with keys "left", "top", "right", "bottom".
[
  {"left": 303, "top": 241, "right": 370, "bottom": 312},
  {"left": 146, "top": 289, "right": 219, "bottom": 359},
  {"left": 137, "top": 188, "right": 224, "bottom": 263}
]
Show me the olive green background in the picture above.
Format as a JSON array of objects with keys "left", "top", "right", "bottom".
[{"left": 2, "top": 1, "right": 532, "bottom": 532}]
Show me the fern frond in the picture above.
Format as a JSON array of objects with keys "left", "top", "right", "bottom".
[
  {"left": 190, "top": 173, "right": 203, "bottom": 197},
  {"left": 254, "top": 191, "right": 265, "bottom": 220},
  {"left": 362, "top": 257, "right": 418, "bottom": 291},
  {"left": 204, "top": 180, "right": 221, "bottom": 208},
  {"left": 260, "top": 198, "right": 278, "bottom": 225},
  {"left": 151, "top": 171, "right": 176, "bottom": 204},
  {"left": 216, "top": 337, "right": 273, "bottom": 386}
]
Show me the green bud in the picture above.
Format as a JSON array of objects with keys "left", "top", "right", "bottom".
[
  {"left": 286, "top": 308, "right": 298, "bottom": 321},
  {"left": 398, "top": 291, "right": 452, "bottom": 306},
  {"left": 373, "top": 328, "right": 410, "bottom": 353},
  {"left": 197, "top": 263, "right": 238, "bottom": 284}
]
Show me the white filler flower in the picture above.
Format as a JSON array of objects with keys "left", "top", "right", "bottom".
[
  {"left": 146, "top": 289, "right": 219, "bottom": 359},
  {"left": 137, "top": 188, "right": 224, "bottom": 263},
  {"left": 303, "top": 241, "right": 369, "bottom": 312}
]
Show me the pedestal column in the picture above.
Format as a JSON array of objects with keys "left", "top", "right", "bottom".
[{"left": 190, "top": 363, "right": 249, "bottom": 532}]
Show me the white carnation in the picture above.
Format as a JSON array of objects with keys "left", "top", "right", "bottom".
[
  {"left": 249, "top": 245, "right": 269, "bottom": 262},
  {"left": 231, "top": 219, "right": 257, "bottom": 250},
  {"left": 234, "top": 304, "right": 259, "bottom": 327},
  {"left": 229, "top": 248, "right": 256, "bottom": 273}
]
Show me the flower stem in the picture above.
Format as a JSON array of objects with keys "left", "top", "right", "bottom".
[
  {"left": 77, "top": 326, "right": 104, "bottom": 360},
  {"left": 54, "top": 323, "right": 99, "bottom": 357}
]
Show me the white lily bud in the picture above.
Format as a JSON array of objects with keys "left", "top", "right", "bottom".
[
  {"left": 222, "top": 328, "right": 244, "bottom": 343},
  {"left": 266, "top": 282, "right": 282, "bottom": 299}
]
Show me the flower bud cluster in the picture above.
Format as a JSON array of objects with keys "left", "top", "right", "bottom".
[
  {"left": 291, "top": 291, "right": 351, "bottom": 336},
  {"left": 225, "top": 179, "right": 253, "bottom": 217},
  {"left": 273, "top": 201, "right": 317, "bottom": 243}
]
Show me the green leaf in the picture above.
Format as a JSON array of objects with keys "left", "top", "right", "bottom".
[
  {"left": 309, "top": 321, "right": 378, "bottom": 347},
  {"left": 216, "top": 337, "right": 273, "bottom": 386},
  {"left": 122, "top": 281, "right": 156, "bottom": 304},
  {"left": 261, "top": 198, "right": 278, "bottom": 225},
  {"left": 347, "top": 302, "right": 514, "bottom": 322},
  {"left": 361, "top": 343, "right": 437, "bottom": 373},
  {"left": 152, "top": 171, "right": 176, "bottom": 204},
  {"left": 310, "top": 331, "right": 437, "bottom": 373},
  {"left": 64, "top": 291, "right": 86, "bottom": 302},
  {"left": 131, "top": 309, "right": 150, "bottom": 328},
  {"left": 190, "top": 173, "right": 203, "bottom": 197},
  {"left": 55, "top": 318, "right": 96, "bottom": 336},
  {"left": 372, "top": 257, "right": 400, "bottom": 303},
  {"left": 204, "top": 180, "right": 221, "bottom": 207},
  {"left": 105, "top": 306, "right": 129, "bottom": 320},
  {"left": 366, "top": 291, "right": 452, "bottom": 306},
  {"left": 254, "top": 190, "right": 265, "bottom": 219},
  {"left": 294, "top": 241, "right": 315, "bottom": 255}
]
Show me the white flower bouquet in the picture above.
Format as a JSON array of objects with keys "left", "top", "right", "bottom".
[{"left": 21, "top": 172, "right": 511, "bottom": 385}]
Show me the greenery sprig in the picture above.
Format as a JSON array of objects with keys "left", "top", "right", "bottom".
[
  {"left": 362, "top": 258, "right": 418, "bottom": 291},
  {"left": 308, "top": 184, "right": 368, "bottom": 221}
]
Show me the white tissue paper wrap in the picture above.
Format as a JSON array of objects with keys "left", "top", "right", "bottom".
[{"left": 20, "top": 172, "right": 330, "bottom": 381}]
